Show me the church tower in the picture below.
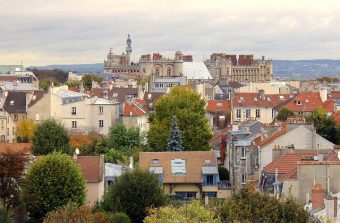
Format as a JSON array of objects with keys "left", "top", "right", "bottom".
[{"left": 126, "top": 34, "right": 132, "bottom": 65}]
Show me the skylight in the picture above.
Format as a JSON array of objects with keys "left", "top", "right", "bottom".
[
  {"left": 10, "top": 100, "right": 14, "bottom": 105},
  {"left": 171, "top": 159, "right": 186, "bottom": 174}
]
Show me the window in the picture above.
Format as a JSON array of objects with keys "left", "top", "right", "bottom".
[
  {"left": 272, "top": 109, "right": 275, "bottom": 119},
  {"left": 99, "top": 106, "right": 103, "bottom": 115},
  {"left": 203, "top": 175, "right": 217, "bottom": 186},
  {"left": 175, "top": 192, "right": 196, "bottom": 199},
  {"left": 256, "top": 109, "right": 260, "bottom": 118},
  {"left": 203, "top": 192, "right": 217, "bottom": 198},
  {"left": 99, "top": 120, "right": 104, "bottom": 128},
  {"left": 72, "top": 121, "right": 77, "bottom": 129},
  {"left": 241, "top": 147, "right": 246, "bottom": 159},
  {"left": 7, "top": 128, "right": 9, "bottom": 136},
  {"left": 236, "top": 109, "right": 241, "bottom": 118},
  {"left": 241, "top": 174, "right": 247, "bottom": 184},
  {"left": 1, "top": 120, "right": 3, "bottom": 130},
  {"left": 296, "top": 101, "right": 302, "bottom": 105},
  {"left": 171, "top": 159, "right": 186, "bottom": 175},
  {"left": 12, "top": 127, "right": 15, "bottom": 135},
  {"left": 155, "top": 68, "right": 160, "bottom": 76},
  {"left": 14, "top": 114, "right": 18, "bottom": 121},
  {"left": 71, "top": 107, "right": 77, "bottom": 115},
  {"left": 152, "top": 159, "right": 159, "bottom": 164},
  {"left": 246, "top": 109, "right": 251, "bottom": 118},
  {"left": 167, "top": 67, "right": 172, "bottom": 76}
]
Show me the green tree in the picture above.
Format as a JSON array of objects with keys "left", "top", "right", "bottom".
[
  {"left": 82, "top": 74, "right": 103, "bottom": 90},
  {"left": 21, "top": 152, "right": 86, "bottom": 220},
  {"left": 217, "top": 188, "right": 309, "bottom": 223},
  {"left": 107, "top": 124, "right": 143, "bottom": 155},
  {"left": 166, "top": 115, "right": 184, "bottom": 151},
  {"left": 148, "top": 86, "right": 212, "bottom": 151},
  {"left": 0, "top": 204, "right": 12, "bottom": 223},
  {"left": 100, "top": 169, "right": 166, "bottom": 223},
  {"left": 32, "top": 119, "right": 71, "bottom": 155},
  {"left": 276, "top": 108, "right": 294, "bottom": 121},
  {"left": 43, "top": 203, "right": 94, "bottom": 223},
  {"left": 144, "top": 200, "right": 220, "bottom": 223},
  {"left": 111, "top": 212, "right": 131, "bottom": 223},
  {"left": 307, "top": 107, "right": 339, "bottom": 144},
  {"left": 104, "top": 148, "right": 124, "bottom": 164}
]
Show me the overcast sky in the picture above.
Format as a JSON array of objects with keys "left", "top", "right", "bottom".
[{"left": 1, "top": 0, "right": 340, "bottom": 66}]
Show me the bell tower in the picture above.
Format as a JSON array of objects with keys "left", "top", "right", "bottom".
[{"left": 126, "top": 34, "right": 132, "bottom": 65}]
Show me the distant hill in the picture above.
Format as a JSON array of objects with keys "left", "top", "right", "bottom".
[
  {"left": 29, "top": 63, "right": 103, "bottom": 73},
  {"left": 29, "top": 60, "right": 340, "bottom": 79}
]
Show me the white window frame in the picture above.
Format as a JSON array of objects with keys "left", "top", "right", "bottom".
[
  {"left": 236, "top": 109, "right": 241, "bottom": 118},
  {"left": 241, "top": 174, "right": 247, "bottom": 184},
  {"left": 99, "top": 106, "right": 103, "bottom": 115},
  {"left": 241, "top": 147, "right": 246, "bottom": 160},
  {"left": 246, "top": 109, "right": 251, "bottom": 118},
  {"left": 71, "top": 121, "right": 77, "bottom": 129},
  {"left": 99, "top": 120, "right": 104, "bottom": 128},
  {"left": 256, "top": 109, "right": 260, "bottom": 118},
  {"left": 71, "top": 107, "right": 77, "bottom": 115}
]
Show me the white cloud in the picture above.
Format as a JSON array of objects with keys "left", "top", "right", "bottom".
[{"left": 1, "top": 0, "right": 340, "bottom": 65}]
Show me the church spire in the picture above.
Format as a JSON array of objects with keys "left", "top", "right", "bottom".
[{"left": 126, "top": 34, "right": 132, "bottom": 65}]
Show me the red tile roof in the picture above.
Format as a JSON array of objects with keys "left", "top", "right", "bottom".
[
  {"left": 0, "top": 143, "right": 31, "bottom": 154},
  {"left": 284, "top": 92, "right": 325, "bottom": 112},
  {"left": 68, "top": 87, "right": 80, "bottom": 92},
  {"left": 206, "top": 100, "right": 231, "bottom": 112},
  {"left": 264, "top": 151, "right": 339, "bottom": 181},
  {"left": 0, "top": 76, "right": 18, "bottom": 81},
  {"left": 328, "top": 92, "right": 340, "bottom": 99},
  {"left": 123, "top": 101, "right": 146, "bottom": 116},
  {"left": 134, "top": 98, "right": 146, "bottom": 107},
  {"left": 323, "top": 100, "right": 335, "bottom": 112},
  {"left": 76, "top": 156, "right": 104, "bottom": 183},
  {"left": 233, "top": 93, "right": 290, "bottom": 108}
]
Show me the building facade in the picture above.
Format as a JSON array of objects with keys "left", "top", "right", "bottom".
[{"left": 204, "top": 53, "right": 273, "bottom": 83}]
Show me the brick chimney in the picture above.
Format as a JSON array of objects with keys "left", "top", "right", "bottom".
[{"left": 312, "top": 184, "right": 325, "bottom": 211}]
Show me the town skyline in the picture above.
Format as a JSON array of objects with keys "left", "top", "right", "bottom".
[{"left": 1, "top": 0, "right": 340, "bottom": 66}]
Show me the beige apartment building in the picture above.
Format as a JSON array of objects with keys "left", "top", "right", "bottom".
[{"left": 28, "top": 86, "right": 120, "bottom": 135}]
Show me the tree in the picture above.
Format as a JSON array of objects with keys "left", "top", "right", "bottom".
[
  {"left": 100, "top": 169, "right": 167, "bottom": 223},
  {"left": 0, "top": 204, "right": 12, "bottom": 223},
  {"left": 166, "top": 116, "right": 184, "bottom": 151},
  {"left": 21, "top": 152, "right": 86, "bottom": 220},
  {"left": 216, "top": 188, "right": 309, "bottom": 223},
  {"left": 43, "top": 203, "right": 94, "bottom": 223},
  {"left": 307, "top": 107, "right": 339, "bottom": 144},
  {"left": 15, "top": 119, "right": 35, "bottom": 143},
  {"left": 107, "top": 124, "right": 143, "bottom": 155},
  {"left": 144, "top": 200, "right": 220, "bottom": 223},
  {"left": 111, "top": 212, "right": 131, "bottom": 223},
  {"left": 148, "top": 86, "right": 212, "bottom": 151},
  {"left": 69, "top": 133, "right": 96, "bottom": 150},
  {"left": 276, "top": 108, "right": 294, "bottom": 121},
  {"left": 0, "top": 148, "right": 29, "bottom": 210},
  {"left": 104, "top": 148, "right": 124, "bottom": 164},
  {"left": 32, "top": 119, "right": 71, "bottom": 155},
  {"left": 82, "top": 74, "right": 103, "bottom": 90}
]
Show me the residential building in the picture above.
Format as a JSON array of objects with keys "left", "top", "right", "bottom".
[
  {"left": 226, "top": 121, "right": 263, "bottom": 191},
  {"left": 234, "top": 81, "right": 298, "bottom": 94},
  {"left": 139, "top": 151, "right": 230, "bottom": 199},
  {"left": 27, "top": 86, "right": 120, "bottom": 135},
  {"left": 121, "top": 99, "right": 149, "bottom": 132},
  {"left": 280, "top": 92, "right": 335, "bottom": 116},
  {"left": 328, "top": 91, "right": 340, "bottom": 111},
  {"left": 204, "top": 54, "right": 272, "bottom": 83},
  {"left": 104, "top": 163, "right": 129, "bottom": 189},
  {"left": 76, "top": 155, "right": 105, "bottom": 206},
  {"left": 256, "top": 122, "right": 334, "bottom": 172},
  {"left": 206, "top": 100, "right": 231, "bottom": 129},
  {"left": 232, "top": 91, "right": 291, "bottom": 124}
]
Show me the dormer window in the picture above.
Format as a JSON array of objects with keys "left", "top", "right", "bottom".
[
  {"left": 152, "top": 159, "right": 159, "bottom": 164},
  {"left": 305, "top": 99, "right": 309, "bottom": 103},
  {"left": 10, "top": 100, "right": 14, "bottom": 105},
  {"left": 216, "top": 102, "right": 222, "bottom": 107},
  {"left": 296, "top": 101, "right": 302, "bottom": 105}
]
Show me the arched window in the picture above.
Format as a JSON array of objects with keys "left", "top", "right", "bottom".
[
  {"left": 156, "top": 68, "right": 160, "bottom": 76},
  {"left": 167, "top": 67, "right": 171, "bottom": 76}
]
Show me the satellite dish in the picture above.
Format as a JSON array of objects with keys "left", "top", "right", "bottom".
[
  {"left": 75, "top": 148, "right": 80, "bottom": 155},
  {"left": 337, "top": 151, "right": 340, "bottom": 161}
]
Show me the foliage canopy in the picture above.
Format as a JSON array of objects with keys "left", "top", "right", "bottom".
[{"left": 148, "top": 86, "right": 212, "bottom": 151}]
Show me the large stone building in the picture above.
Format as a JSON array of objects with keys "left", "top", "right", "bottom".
[
  {"left": 103, "top": 35, "right": 139, "bottom": 74},
  {"left": 204, "top": 53, "right": 273, "bottom": 83}
]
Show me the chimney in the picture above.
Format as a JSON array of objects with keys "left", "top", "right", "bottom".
[
  {"left": 312, "top": 184, "right": 325, "bottom": 211},
  {"left": 129, "top": 156, "right": 133, "bottom": 169},
  {"left": 319, "top": 89, "right": 327, "bottom": 102},
  {"left": 259, "top": 89, "right": 265, "bottom": 100}
]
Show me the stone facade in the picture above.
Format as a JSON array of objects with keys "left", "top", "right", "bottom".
[
  {"left": 103, "top": 35, "right": 139, "bottom": 74},
  {"left": 204, "top": 53, "right": 273, "bottom": 83}
]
